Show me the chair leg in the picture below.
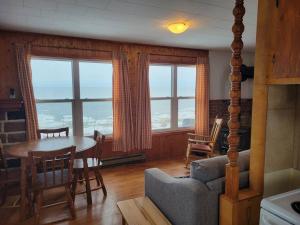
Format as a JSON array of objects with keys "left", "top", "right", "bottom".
[
  {"left": 0, "top": 184, "right": 7, "bottom": 205},
  {"left": 83, "top": 157, "right": 92, "bottom": 205},
  {"left": 27, "top": 186, "right": 34, "bottom": 216},
  {"left": 185, "top": 144, "right": 191, "bottom": 168},
  {"left": 34, "top": 191, "right": 43, "bottom": 225},
  {"left": 71, "top": 171, "right": 79, "bottom": 201},
  {"left": 95, "top": 169, "right": 107, "bottom": 196},
  {"left": 78, "top": 171, "right": 84, "bottom": 184},
  {"left": 65, "top": 185, "right": 76, "bottom": 219},
  {"left": 94, "top": 170, "right": 101, "bottom": 186}
]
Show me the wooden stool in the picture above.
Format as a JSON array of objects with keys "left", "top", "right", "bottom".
[{"left": 117, "top": 197, "right": 171, "bottom": 225}]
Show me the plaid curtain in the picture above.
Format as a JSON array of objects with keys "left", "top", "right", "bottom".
[
  {"left": 135, "top": 53, "right": 152, "bottom": 150},
  {"left": 112, "top": 51, "right": 134, "bottom": 152},
  {"left": 15, "top": 44, "right": 39, "bottom": 141},
  {"left": 195, "top": 56, "right": 210, "bottom": 136}
]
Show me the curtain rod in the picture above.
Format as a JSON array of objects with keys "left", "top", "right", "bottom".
[
  {"left": 32, "top": 46, "right": 200, "bottom": 57},
  {"left": 31, "top": 44, "right": 113, "bottom": 53},
  {"left": 12, "top": 43, "right": 112, "bottom": 53},
  {"left": 149, "top": 53, "right": 200, "bottom": 59},
  {"left": 12, "top": 43, "right": 204, "bottom": 58}
]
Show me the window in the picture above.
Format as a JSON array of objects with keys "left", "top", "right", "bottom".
[
  {"left": 149, "top": 65, "right": 172, "bottom": 130},
  {"left": 149, "top": 64, "right": 196, "bottom": 130},
  {"left": 177, "top": 66, "right": 196, "bottom": 128},
  {"left": 79, "top": 61, "right": 113, "bottom": 135},
  {"left": 31, "top": 58, "right": 113, "bottom": 136}
]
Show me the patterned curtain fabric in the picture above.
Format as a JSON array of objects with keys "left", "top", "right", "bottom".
[
  {"left": 112, "top": 51, "right": 135, "bottom": 152},
  {"left": 135, "top": 53, "right": 152, "bottom": 150},
  {"left": 15, "top": 44, "right": 39, "bottom": 141},
  {"left": 195, "top": 56, "right": 210, "bottom": 136}
]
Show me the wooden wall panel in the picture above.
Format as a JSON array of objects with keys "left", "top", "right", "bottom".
[
  {"left": 0, "top": 30, "right": 206, "bottom": 160},
  {"left": 0, "top": 30, "right": 207, "bottom": 100},
  {"left": 101, "top": 130, "right": 190, "bottom": 161}
]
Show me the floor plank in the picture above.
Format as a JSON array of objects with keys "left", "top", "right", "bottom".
[{"left": 0, "top": 159, "right": 189, "bottom": 225}]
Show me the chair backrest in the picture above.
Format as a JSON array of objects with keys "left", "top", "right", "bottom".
[
  {"left": 93, "top": 130, "right": 105, "bottom": 161},
  {"left": 29, "top": 146, "right": 75, "bottom": 189},
  {"left": 38, "top": 127, "right": 69, "bottom": 139},
  {"left": 210, "top": 117, "right": 223, "bottom": 148}
]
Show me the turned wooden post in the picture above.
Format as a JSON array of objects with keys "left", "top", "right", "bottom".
[{"left": 225, "top": 0, "right": 245, "bottom": 201}]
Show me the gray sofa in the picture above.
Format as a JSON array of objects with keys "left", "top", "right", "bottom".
[{"left": 144, "top": 150, "right": 250, "bottom": 225}]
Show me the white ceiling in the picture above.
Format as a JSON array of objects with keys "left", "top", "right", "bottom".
[{"left": 0, "top": 0, "right": 258, "bottom": 50}]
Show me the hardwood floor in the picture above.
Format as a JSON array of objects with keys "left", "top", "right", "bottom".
[{"left": 0, "top": 159, "right": 189, "bottom": 225}]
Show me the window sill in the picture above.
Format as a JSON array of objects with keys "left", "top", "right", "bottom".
[
  {"left": 85, "top": 129, "right": 194, "bottom": 142},
  {"left": 152, "top": 128, "right": 194, "bottom": 136},
  {"left": 104, "top": 135, "right": 113, "bottom": 142},
  {"left": 85, "top": 134, "right": 113, "bottom": 143}
]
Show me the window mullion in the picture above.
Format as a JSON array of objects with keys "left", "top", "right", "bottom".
[
  {"left": 72, "top": 60, "right": 83, "bottom": 136},
  {"left": 171, "top": 65, "right": 178, "bottom": 129}
]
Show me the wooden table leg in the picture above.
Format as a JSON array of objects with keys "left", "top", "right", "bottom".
[
  {"left": 20, "top": 158, "right": 28, "bottom": 221},
  {"left": 83, "top": 156, "right": 92, "bottom": 205}
]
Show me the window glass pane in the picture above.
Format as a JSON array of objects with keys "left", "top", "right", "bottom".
[
  {"left": 149, "top": 65, "right": 172, "bottom": 97},
  {"left": 79, "top": 61, "right": 112, "bottom": 99},
  {"left": 178, "top": 99, "right": 195, "bottom": 127},
  {"left": 31, "top": 59, "right": 73, "bottom": 99},
  {"left": 151, "top": 100, "right": 171, "bottom": 130},
  {"left": 36, "top": 103, "right": 73, "bottom": 134},
  {"left": 83, "top": 101, "right": 113, "bottom": 135},
  {"left": 177, "top": 66, "right": 196, "bottom": 97}
]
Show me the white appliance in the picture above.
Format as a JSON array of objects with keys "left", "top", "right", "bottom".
[{"left": 260, "top": 189, "right": 300, "bottom": 225}]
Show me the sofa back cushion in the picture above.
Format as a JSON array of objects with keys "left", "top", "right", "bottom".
[{"left": 190, "top": 149, "right": 250, "bottom": 183}]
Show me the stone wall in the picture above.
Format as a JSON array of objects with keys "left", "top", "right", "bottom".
[{"left": 209, "top": 98, "right": 252, "bottom": 128}]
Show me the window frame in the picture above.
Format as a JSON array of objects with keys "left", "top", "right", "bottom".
[
  {"left": 31, "top": 56, "right": 113, "bottom": 136},
  {"left": 149, "top": 63, "right": 196, "bottom": 132}
]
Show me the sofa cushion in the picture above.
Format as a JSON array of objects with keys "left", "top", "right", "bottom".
[
  {"left": 190, "top": 149, "right": 250, "bottom": 183},
  {"left": 238, "top": 149, "right": 250, "bottom": 171},
  {"left": 206, "top": 171, "right": 249, "bottom": 195}
]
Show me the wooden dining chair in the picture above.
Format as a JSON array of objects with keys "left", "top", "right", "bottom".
[
  {"left": 185, "top": 117, "right": 223, "bottom": 167},
  {"left": 37, "top": 127, "right": 69, "bottom": 139},
  {"left": 29, "top": 146, "right": 76, "bottom": 225},
  {"left": 72, "top": 130, "right": 107, "bottom": 203},
  {"left": 0, "top": 141, "right": 20, "bottom": 205}
]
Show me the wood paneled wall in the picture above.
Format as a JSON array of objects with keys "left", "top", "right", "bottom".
[
  {"left": 0, "top": 30, "right": 207, "bottom": 160},
  {"left": 101, "top": 130, "right": 192, "bottom": 161}
]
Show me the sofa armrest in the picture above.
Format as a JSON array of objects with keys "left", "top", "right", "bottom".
[
  {"left": 206, "top": 171, "right": 250, "bottom": 195},
  {"left": 145, "top": 168, "right": 218, "bottom": 225}
]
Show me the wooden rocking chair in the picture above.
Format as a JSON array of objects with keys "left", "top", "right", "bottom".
[{"left": 185, "top": 117, "right": 223, "bottom": 167}]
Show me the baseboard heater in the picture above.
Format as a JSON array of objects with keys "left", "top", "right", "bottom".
[
  {"left": 6, "top": 154, "right": 146, "bottom": 168},
  {"left": 102, "top": 153, "right": 146, "bottom": 167}
]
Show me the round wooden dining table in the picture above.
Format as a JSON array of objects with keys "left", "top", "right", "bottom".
[{"left": 5, "top": 136, "right": 96, "bottom": 221}]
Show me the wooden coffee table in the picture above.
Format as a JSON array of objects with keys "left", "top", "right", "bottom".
[{"left": 117, "top": 197, "right": 172, "bottom": 225}]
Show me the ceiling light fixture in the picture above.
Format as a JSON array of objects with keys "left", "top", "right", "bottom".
[{"left": 167, "top": 22, "right": 189, "bottom": 34}]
